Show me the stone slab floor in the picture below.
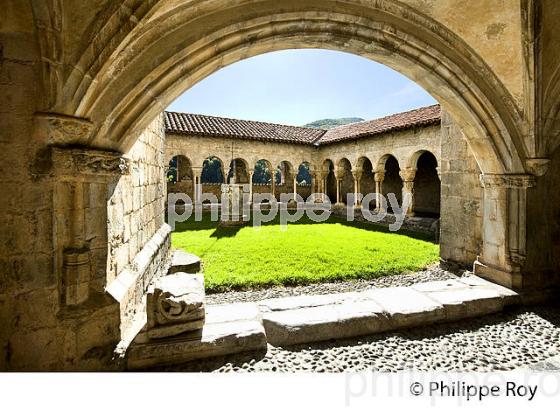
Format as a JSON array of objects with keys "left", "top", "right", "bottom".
[{"left": 157, "top": 304, "right": 560, "bottom": 372}]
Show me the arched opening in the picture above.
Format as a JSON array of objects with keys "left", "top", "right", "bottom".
[
  {"left": 167, "top": 155, "right": 193, "bottom": 195},
  {"left": 296, "top": 162, "right": 313, "bottom": 200},
  {"left": 357, "top": 157, "right": 375, "bottom": 209},
  {"left": 201, "top": 156, "right": 225, "bottom": 204},
  {"left": 379, "top": 155, "right": 402, "bottom": 212},
  {"left": 323, "top": 159, "right": 337, "bottom": 204},
  {"left": 76, "top": 3, "right": 525, "bottom": 178},
  {"left": 276, "top": 161, "right": 295, "bottom": 202},
  {"left": 252, "top": 159, "right": 275, "bottom": 201},
  {"left": 227, "top": 158, "right": 249, "bottom": 184},
  {"left": 69, "top": 5, "right": 530, "bottom": 295},
  {"left": 412, "top": 151, "right": 441, "bottom": 217},
  {"left": 336, "top": 158, "right": 354, "bottom": 205},
  {"left": 252, "top": 159, "right": 273, "bottom": 184},
  {"left": 201, "top": 156, "right": 225, "bottom": 184},
  {"left": 65, "top": 3, "right": 531, "bottom": 294}
]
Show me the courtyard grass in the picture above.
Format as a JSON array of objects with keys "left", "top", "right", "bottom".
[{"left": 172, "top": 214, "right": 439, "bottom": 292}]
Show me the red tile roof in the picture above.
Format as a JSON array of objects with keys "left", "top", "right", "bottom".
[
  {"left": 318, "top": 104, "right": 441, "bottom": 144},
  {"left": 165, "top": 104, "right": 441, "bottom": 145},
  {"left": 165, "top": 111, "right": 325, "bottom": 145}
]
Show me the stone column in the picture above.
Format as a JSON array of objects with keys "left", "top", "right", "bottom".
[
  {"left": 50, "top": 147, "right": 130, "bottom": 306},
  {"left": 248, "top": 170, "right": 254, "bottom": 204},
  {"left": 293, "top": 176, "right": 297, "bottom": 201},
  {"left": 352, "top": 169, "right": 363, "bottom": 207},
  {"left": 192, "top": 168, "right": 202, "bottom": 204},
  {"left": 335, "top": 178, "right": 341, "bottom": 205},
  {"left": 474, "top": 174, "right": 536, "bottom": 289},
  {"left": 311, "top": 171, "right": 318, "bottom": 195},
  {"left": 400, "top": 168, "right": 417, "bottom": 216},
  {"left": 271, "top": 173, "right": 276, "bottom": 199},
  {"left": 374, "top": 171, "right": 385, "bottom": 210}
]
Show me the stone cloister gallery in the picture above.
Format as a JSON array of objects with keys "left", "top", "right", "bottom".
[
  {"left": 164, "top": 106, "right": 442, "bottom": 217},
  {"left": 1, "top": 0, "right": 560, "bottom": 371}
]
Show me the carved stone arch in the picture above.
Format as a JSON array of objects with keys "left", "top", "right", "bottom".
[
  {"left": 406, "top": 149, "right": 439, "bottom": 171},
  {"left": 321, "top": 158, "right": 334, "bottom": 173},
  {"left": 355, "top": 156, "right": 373, "bottom": 171},
  {"left": 201, "top": 155, "right": 226, "bottom": 184},
  {"left": 376, "top": 153, "right": 400, "bottom": 172},
  {"left": 63, "top": 1, "right": 527, "bottom": 174}
]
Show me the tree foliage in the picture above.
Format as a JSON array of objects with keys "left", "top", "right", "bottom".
[{"left": 201, "top": 156, "right": 224, "bottom": 183}]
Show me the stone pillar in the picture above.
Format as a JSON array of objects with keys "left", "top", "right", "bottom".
[
  {"left": 318, "top": 172, "right": 326, "bottom": 195},
  {"left": 335, "top": 178, "right": 341, "bottom": 205},
  {"left": 474, "top": 174, "right": 536, "bottom": 289},
  {"left": 352, "top": 169, "right": 363, "bottom": 207},
  {"left": 293, "top": 176, "right": 297, "bottom": 201},
  {"left": 192, "top": 168, "right": 202, "bottom": 204},
  {"left": 248, "top": 170, "right": 254, "bottom": 204},
  {"left": 374, "top": 171, "right": 385, "bottom": 210},
  {"left": 400, "top": 168, "right": 417, "bottom": 216},
  {"left": 50, "top": 147, "right": 130, "bottom": 306},
  {"left": 271, "top": 173, "right": 276, "bottom": 199},
  {"left": 311, "top": 171, "right": 318, "bottom": 194}
]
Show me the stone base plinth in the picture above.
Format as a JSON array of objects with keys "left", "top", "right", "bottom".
[
  {"left": 127, "top": 303, "right": 266, "bottom": 369},
  {"left": 473, "top": 259, "right": 523, "bottom": 289}
]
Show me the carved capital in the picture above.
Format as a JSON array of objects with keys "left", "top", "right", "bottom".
[
  {"left": 403, "top": 180, "right": 415, "bottom": 192},
  {"left": 374, "top": 171, "right": 385, "bottom": 183},
  {"left": 335, "top": 167, "right": 346, "bottom": 180},
  {"left": 399, "top": 168, "right": 417, "bottom": 182},
  {"left": 35, "top": 112, "right": 94, "bottom": 145},
  {"left": 525, "top": 158, "right": 550, "bottom": 177},
  {"left": 480, "top": 174, "right": 536, "bottom": 189},
  {"left": 351, "top": 169, "right": 363, "bottom": 180},
  {"left": 51, "top": 147, "right": 130, "bottom": 181}
]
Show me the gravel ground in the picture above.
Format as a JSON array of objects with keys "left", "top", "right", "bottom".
[
  {"left": 159, "top": 305, "right": 560, "bottom": 372},
  {"left": 205, "top": 265, "right": 460, "bottom": 304}
]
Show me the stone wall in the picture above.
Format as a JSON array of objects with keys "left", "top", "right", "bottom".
[
  {"left": 318, "top": 125, "right": 442, "bottom": 170},
  {"left": 439, "top": 111, "right": 483, "bottom": 269},
  {"left": 107, "top": 115, "right": 168, "bottom": 283},
  {"left": 166, "top": 134, "right": 315, "bottom": 172},
  {"left": 106, "top": 115, "right": 171, "bottom": 359}
]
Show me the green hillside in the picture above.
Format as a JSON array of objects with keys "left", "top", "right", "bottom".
[{"left": 303, "top": 117, "right": 364, "bottom": 129}]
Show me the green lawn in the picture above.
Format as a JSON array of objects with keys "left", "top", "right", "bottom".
[{"left": 171, "top": 214, "right": 439, "bottom": 292}]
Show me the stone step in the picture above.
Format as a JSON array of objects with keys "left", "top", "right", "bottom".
[
  {"left": 258, "top": 276, "right": 518, "bottom": 346},
  {"left": 126, "top": 302, "right": 266, "bottom": 370},
  {"left": 168, "top": 250, "right": 201, "bottom": 274}
]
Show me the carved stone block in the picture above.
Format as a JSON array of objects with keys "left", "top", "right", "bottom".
[{"left": 147, "top": 273, "right": 205, "bottom": 339}]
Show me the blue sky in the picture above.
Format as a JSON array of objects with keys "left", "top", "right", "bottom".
[{"left": 168, "top": 49, "right": 437, "bottom": 126}]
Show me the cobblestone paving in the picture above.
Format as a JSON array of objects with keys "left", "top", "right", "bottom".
[
  {"left": 161, "top": 305, "right": 560, "bottom": 372},
  {"left": 206, "top": 265, "right": 460, "bottom": 304}
]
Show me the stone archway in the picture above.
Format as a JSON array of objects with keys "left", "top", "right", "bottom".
[
  {"left": 201, "top": 156, "right": 225, "bottom": 184},
  {"left": 377, "top": 154, "right": 403, "bottom": 212},
  {"left": 35, "top": 0, "right": 542, "bottom": 290},
  {"left": 322, "top": 159, "right": 337, "bottom": 204},
  {"left": 167, "top": 155, "right": 193, "bottom": 195},
  {"left": 356, "top": 156, "right": 375, "bottom": 209},
  {"left": 55, "top": 1, "right": 527, "bottom": 177},
  {"left": 336, "top": 158, "right": 354, "bottom": 205},
  {"left": 227, "top": 158, "right": 250, "bottom": 184},
  {"left": 47, "top": 2, "right": 539, "bottom": 289},
  {"left": 296, "top": 162, "right": 313, "bottom": 200},
  {"left": 409, "top": 151, "right": 441, "bottom": 217}
]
